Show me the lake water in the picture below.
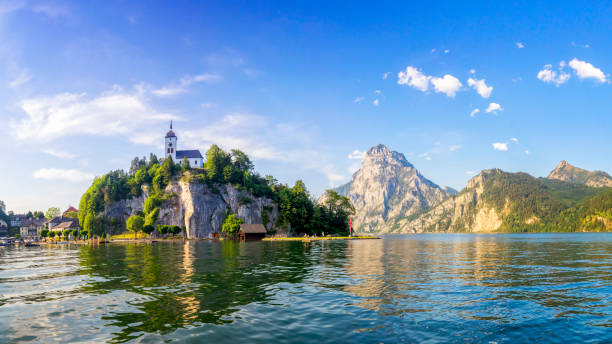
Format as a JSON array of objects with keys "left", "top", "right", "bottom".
[{"left": 1, "top": 233, "right": 611, "bottom": 343}]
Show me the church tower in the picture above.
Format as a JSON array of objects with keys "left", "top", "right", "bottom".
[{"left": 165, "top": 121, "right": 177, "bottom": 161}]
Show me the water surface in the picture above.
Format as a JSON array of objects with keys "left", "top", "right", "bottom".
[{"left": 1, "top": 233, "right": 611, "bottom": 343}]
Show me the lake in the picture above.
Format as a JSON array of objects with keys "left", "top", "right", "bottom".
[{"left": 1, "top": 233, "right": 611, "bottom": 343}]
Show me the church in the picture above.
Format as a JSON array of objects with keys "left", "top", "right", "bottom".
[{"left": 165, "top": 122, "right": 204, "bottom": 168}]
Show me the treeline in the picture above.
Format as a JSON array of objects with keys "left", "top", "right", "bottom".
[
  {"left": 554, "top": 188, "right": 612, "bottom": 231},
  {"left": 78, "top": 145, "right": 355, "bottom": 237}
]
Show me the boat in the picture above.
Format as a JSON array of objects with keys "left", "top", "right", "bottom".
[{"left": 25, "top": 243, "right": 40, "bottom": 247}]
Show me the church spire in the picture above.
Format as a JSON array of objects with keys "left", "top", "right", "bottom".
[{"left": 170, "top": 120, "right": 173, "bottom": 130}]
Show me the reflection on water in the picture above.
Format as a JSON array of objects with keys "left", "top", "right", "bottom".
[{"left": 0, "top": 234, "right": 611, "bottom": 343}]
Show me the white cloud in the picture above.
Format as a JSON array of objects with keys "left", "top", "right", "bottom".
[
  {"left": 373, "top": 99, "right": 379, "bottom": 106},
  {"left": 348, "top": 150, "right": 365, "bottom": 160},
  {"left": 524, "top": 150, "right": 530, "bottom": 155},
  {"left": 382, "top": 72, "right": 390, "bottom": 80},
  {"left": 486, "top": 102, "right": 503, "bottom": 113},
  {"left": 449, "top": 145, "right": 462, "bottom": 151},
  {"left": 353, "top": 96, "right": 364, "bottom": 103},
  {"left": 568, "top": 58, "right": 607, "bottom": 82},
  {"left": 469, "top": 69, "right": 476, "bottom": 74},
  {"left": 467, "top": 78, "right": 493, "bottom": 98},
  {"left": 510, "top": 137, "right": 519, "bottom": 143},
  {"left": 537, "top": 64, "right": 571, "bottom": 86},
  {"left": 12, "top": 87, "right": 174, "bottom": 144},
  {"left": 33, "top": 168, "right": 94, "bottom": 182},
  {"left": 516, "top": 42, "right": 524, "bottom": 49},
  {"left": 43, "top": 149, "right": 75, "bottom": 160},
  {"left": 8, "top": 69, "right": 32, "bottom": 88},
  {"left": 469, "top": 108, "right": 480, "bottom": 117},
  {"left": 153, "top": 73, "right": 221, "bottom": 97},
  {"left": 374, "top": 90, "right": 382, "bottom": 95},
  {"left": 492, "top": 142, "right": 508, "bottom": 151},
  {"left": 201, "top": 102, "right": 216, "bottom": 109},
  {"left": 430, "top": 74, "right": 462, "bottom": 97},
  {"left": 466, "top": 170, "right": 475, "bottom": 175},
  {"left": 444, "top": 49, "right": 450, "bottom": 54},
  {"left": 398, "top": 66, "right": 430, "bottom": 92}
]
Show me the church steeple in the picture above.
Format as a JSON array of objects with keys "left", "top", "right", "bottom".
[{"left": 165, "top": 122, "right": 177, "bottom": 160}]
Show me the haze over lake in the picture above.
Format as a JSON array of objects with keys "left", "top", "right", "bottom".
[{"left": 1, "top": 233, "right": 610, "bottom": 343}]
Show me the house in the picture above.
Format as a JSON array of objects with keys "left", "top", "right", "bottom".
[
  {"left": 20, "top": 218, "right": 46, "bottom": 238},
  {"left": 238, "top": 224, "right": 267, "bottom": 241},
  {"left": 163, "top": 121, "right": 204, "bottom": 168},
  {"left": 0, "top": 219, "right": 8, "bottom": 237},
  {"left": 62, "top": 206, "right": 78, "bottom": 217},
  {"left": 46, "top": 216, "right": 73, "bottom": 230},
  {"left": 10, "top": 214, "right": 26, "bottom": 227},
  {"left": 50, "top": 219, "right": 80, "bottom": 233}
]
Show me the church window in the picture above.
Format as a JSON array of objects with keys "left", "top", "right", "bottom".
[{"left": 167, "top": 148, "right": 170, "bottom": 153}]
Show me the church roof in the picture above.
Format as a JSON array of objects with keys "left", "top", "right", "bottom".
[{"left": 176, "top": 150, "right": 203, "bottom": 159}]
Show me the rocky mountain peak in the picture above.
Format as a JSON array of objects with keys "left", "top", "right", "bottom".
[
  {"left": 363, "top": 144, "right": 413, "bottom": 168},
  {"left": 334, "top": 144, "right": 449, "bottom": 233},
  {"left": 548, "top": 161, "right": 612, "bottom": 188}
]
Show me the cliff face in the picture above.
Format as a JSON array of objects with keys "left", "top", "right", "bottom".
[
  {"left": 547, "top": 161, "right": 612, "bottom": 188},
  {"left": 398, "top": 169, "right": 502, "bottom": 233},
  {"left": 334, "top": 144, "right": 451, "bottom": 233},
  {"left": 104, "top": 180, "right": 282, "bottom": 238}
]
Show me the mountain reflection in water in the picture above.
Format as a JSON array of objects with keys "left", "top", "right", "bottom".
[{"left": 0, "top": 233, "right": 610, "bottom": 343}]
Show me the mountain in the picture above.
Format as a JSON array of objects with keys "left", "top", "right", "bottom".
[
  {"left": 401, "top": 169, "right": 607, "bottom": 233},
  {"left": 547, "top": 161, "right": 612, "bottom": 188},
  {"left": 333, "top": 144, "right": 451, "bottom": 233}
]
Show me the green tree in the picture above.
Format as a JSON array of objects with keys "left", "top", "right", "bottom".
[
  {"left": 205, "top": 144, "right": 231, "bottom": 182},
  {"left": 62, "top": 229, "right": 70, "bottom": 240},
  {"left": 71, "top": 229, "right": 79, "bottom": 240},
  {"left": 182, "top": 157, "right": 191, "bottom": 171},
  {"left": 230, "top": 149, "right": 254, "bottom": 172},
  {"left": 40, "top": 229, "right": 49, "bottom": 238},
  {"left": 142, "top": 224, "right": 154, "bottom": 237},
  {"left": 45, "top": 207, "right": 61, "bottom": 220},
  {"left": 126, "top": 215, "right": 144, "bottom": 239},
  {"left": 221, "top": 213, "right": 243, "bottom": 237},
  {"left": 278, "top": 180, "right": 314, "bottom": 234}
]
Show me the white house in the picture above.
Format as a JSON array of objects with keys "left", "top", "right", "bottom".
[{"left": 165, "top": 121, "right": 204, "bottom": 168}]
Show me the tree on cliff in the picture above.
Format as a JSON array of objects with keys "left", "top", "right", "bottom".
[{"left": 205, "top": 144, "right": 231, "bottom": 183}]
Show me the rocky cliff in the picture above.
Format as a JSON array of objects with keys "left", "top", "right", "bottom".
[
  {"left": 104, "top": 180, "right": 282, "bottom": 238},
  {"left": 334, "top": 144, "right": 451, "bottom": 233},
  {"left": 399, "top": 169, "right": 504, "bottom": 233},
  {"left": 547, "top": 160, "right": 612, "bottom": 188}
]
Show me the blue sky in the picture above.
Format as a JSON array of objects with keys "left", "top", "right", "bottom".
[{"left": 1, "top": 0, "right": 611, "bottom": 213}]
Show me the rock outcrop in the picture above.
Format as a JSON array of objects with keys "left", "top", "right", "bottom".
[
  {"left": 334, "top": 144, "right": 451, "bottom": 233},
  {"left": 398, "top": 169, "right": 503, "bottom": 233},
  {"left": 104, "top": 180, "right": 282, "bottom": 238},
  {"left": 547, "top": 160, "right": 612, "bottom": 188}
]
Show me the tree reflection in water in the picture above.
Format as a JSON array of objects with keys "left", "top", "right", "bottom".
[{"left": 78, "top": 241, "right": 316, "bottom": 343}]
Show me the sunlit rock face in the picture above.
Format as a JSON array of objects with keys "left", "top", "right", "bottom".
[
  {"left": 334, "top": 144, "right": 451, "bottom": 233},
  {"left": 547, "top": 160, "right": 612, "bottom": 188},
  {"left": 104, "top": 182, "right": 283, "bottom": 238}
]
